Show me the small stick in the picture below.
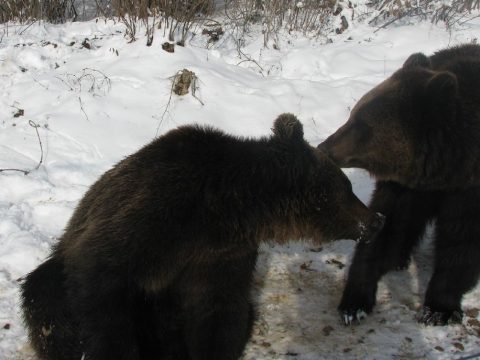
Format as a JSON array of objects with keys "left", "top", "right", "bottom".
[{"left": 0, "top": 120, "right": 44, "bottom": 175}]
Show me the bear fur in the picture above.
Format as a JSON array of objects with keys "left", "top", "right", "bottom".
[
  {"left": 319, "top": 44, "right": 480, "bottom": 326},
  {"left": 22, "top": 114, "right": 384, "bottom": 360}
]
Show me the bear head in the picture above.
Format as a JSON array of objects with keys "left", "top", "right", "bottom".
[
  {"left": 318, "top": 53, "right": 460, "bottom": 189},
  {"left": 271, "top": 114, "right": 384, "bottom": 243},
  {"left": 304, "top": 149, "right": 385, "bottom": 243}
]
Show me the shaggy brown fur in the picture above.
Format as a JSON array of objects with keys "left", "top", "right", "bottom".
[
  {"left": 22, "top": 114, "right": 383, "bottom": 360},
  {"left": 319, "top": 44, "right": 480, "bottom": 326}
]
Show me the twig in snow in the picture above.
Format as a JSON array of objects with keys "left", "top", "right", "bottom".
[
  {"left": 236, "top": 48, "right": 265, "bottom": 76},
  {"left": 372, "top": 10, "right": 416, "bottom": 33},
  {"left": 55, "top": 75, "right": 74, "bottom": 91},
  {"left": 19, "top": 20, "right": 37, "bottom": 35},
  {"left": 30, "top": 120, "right": 43, "bottom": 170},
  {"left": 32, "top": 76, "right": 49, "bottom": 90},
  {"left": 155, "top": 69, "right": 205, "bottom": 137},
  {"left": 0, "top": 120, "right": 44, "bottom": 175},
  {"left": 190, "top": 76, "right": 205, "bottom": 106},
  {"left": 78, "top": 97, "right": 89, "bottom": 122},
  {"left": 155, "top": 75, "right": 176, "bottom": 137}
]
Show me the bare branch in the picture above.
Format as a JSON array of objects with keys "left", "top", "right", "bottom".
[{"left": 0, "top": 120, "right": 44, "bottom": 175}]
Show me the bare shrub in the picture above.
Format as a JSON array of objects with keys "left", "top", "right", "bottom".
[
  {"left": 106, "top": 0, "right": 214, "bottom": 44},
  {"left": 224, "top": 0, "right": 337, "bottom": 48},
  {"left": 57, "top": 68, "right": 112, "bottom": 96},
  {"left": 368, "top": 0, "right": 480, "bottom": 29},
  {"left": 432, "top": 0, "right": 480, "bottom": 25},
  {"left": 111, "top": 0, "right": 145, "bottom": 41},
  {"left": 0, "top": 0, "right": 77, "bottom": 23},
  {"left": 1, "top": 0, "right": 479, "bottom": 39},
  {"left": 0, "top": 0, "right": 112, "bottom": 23},
  {"left": 0, "top": 0, "right": 214, "bottom": 45},
  {"left": 158, "top": 0, "right": 214, "bottom": 43}
]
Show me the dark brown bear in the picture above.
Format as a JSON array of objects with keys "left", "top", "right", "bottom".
[
  {"left": 22, "top": 114, "right": 383, "bottom": 360},
  {"left": 319, "top": 44, "right": 480, "bottom": 326}
]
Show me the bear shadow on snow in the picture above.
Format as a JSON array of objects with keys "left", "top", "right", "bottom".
[
  {"left": 21, "top": 114, "right": 384, "bottom": 360},
  {"left": 319, "top": 43, "right": 480, "bottom": 326}
]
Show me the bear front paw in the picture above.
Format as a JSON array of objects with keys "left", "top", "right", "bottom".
[
  {"left": 338, "top": 287, "right": 375, "bottom": 326},
  {"left": 418, "top": 306, "right": 463, "bottom": 326},
  {"left": 394, "top": 258, "right": 411, "bottom": 271},
  {"left": 392, "top": 251, "right": 412, "bottom": 271},
  {"left": 339, "top": 308, "right": 368, "bottom": 326}
]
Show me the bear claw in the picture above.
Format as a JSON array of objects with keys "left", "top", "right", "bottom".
[
  {"left": 418, "top": 306, "right": 463, "bottom": 326},
  {"left": 341, "top": 309, "right": 368, "bottom": 326},
  {"left": 394, "top": 262, "right": 410, "bottom": 271}
]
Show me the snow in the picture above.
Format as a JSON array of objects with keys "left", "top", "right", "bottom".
[{"left": 1, "top": 12, "right": 480, "bottom": 360}]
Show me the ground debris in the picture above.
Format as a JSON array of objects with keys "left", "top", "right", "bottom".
[
  {"left": 81, "top": 38, "right": 91, "bottom": 50},
  {"left": 325, "top": 258, "right": 345, "bottom": 269},
  {"left": 202, "top": 27, "right": 224, "bottom": 43},
  {"left": 322, "top": 325, "right": 334, "bottom": 336},
  {"left": 162, "top": 42, "right": 175, "bottom": 53},
  {"left": 300, "top": 260, "right": 316, "bottom": 272},
  {"left": 172, "top": 69, "right": 198, "bottom": 97},
  {"left": 13, "top": 109, "right": 24, "bottom": 118}
]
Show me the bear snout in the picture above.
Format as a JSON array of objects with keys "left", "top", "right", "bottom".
[{"left": 317, "top": 138, "right": 352, "bottom": 167}]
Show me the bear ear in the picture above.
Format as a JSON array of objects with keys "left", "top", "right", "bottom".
[
  {"left": 403, "top": 53, "right": 431, "bottom": 69},
  {"left": 272, "top": 113, "right": 304, "bottom": 142},
  {"left": 425, "top": 71, "right": 458, "bottom": 104}
]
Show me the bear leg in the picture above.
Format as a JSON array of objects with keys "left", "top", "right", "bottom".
[
  {"left": 421, "top": 188, "right": 480, "bottom": 326},
  {"left": 21, "top": 256, "right": 81, "bottom": 360},
  {"left": 132, "top": 291, "right": 185, "bottom": 359},
  {"left": 183, "top": 298, "right": 256, "bottom": 360},
  {"left": 339, "top": 181, "right": 438, "bottom": 325},
  {"left": 180, "top": 250, "right": 258, "bottom": 360},
  {"left": 72, "top": 282, "right": 142, "bottom": 360}
]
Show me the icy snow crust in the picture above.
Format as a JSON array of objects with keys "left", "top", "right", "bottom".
[{"left": 1, "top": 16, "right": 480, "bottom": 360}]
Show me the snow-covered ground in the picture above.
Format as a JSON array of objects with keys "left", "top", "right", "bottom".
[{"left": 1, "top": 11, "right": 480, "bottom": 360}]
